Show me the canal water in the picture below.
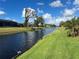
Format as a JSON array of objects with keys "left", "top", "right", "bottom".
[{"left": 0, "top": 28, "right": 56, "bottom": 59}]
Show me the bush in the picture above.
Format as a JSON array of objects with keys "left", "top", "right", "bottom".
[{"left": 67, "top": 27, "right": 79, "bottom": 37}]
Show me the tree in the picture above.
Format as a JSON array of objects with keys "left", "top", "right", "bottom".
[
  {"left": 60, "top": 20, "right": 72, "bottom": 29},
  {"left": 34, "top": 16, "right": 44, "bottom": 27},
  {"left": 60, "top": 17, "right": 79, "bottom": 37},
  {"left": 23, "top": 8, "right": 36, "bottom": 27},
  {"left": 59, "top": 21, "right": 65, "bottom": 27}
]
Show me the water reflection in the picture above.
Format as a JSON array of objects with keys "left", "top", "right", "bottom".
[{"left": 0, "top": 28, "right": 55, "bottom": 59}]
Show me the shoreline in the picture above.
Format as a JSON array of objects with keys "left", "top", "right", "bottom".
[
  {"left": 0, "top": 27, "right": 44, "bottom": 36},
  {"left": 0, "top": 27, "right": 32, "bottom": 36}
]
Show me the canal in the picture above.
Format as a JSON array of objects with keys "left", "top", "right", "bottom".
[{"left": 0, "top": 28, "right": 56, "bottom": 59}]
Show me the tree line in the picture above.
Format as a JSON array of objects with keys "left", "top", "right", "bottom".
[
  {"left": 0, "top": 8, "right": 56, "bottom": 27},
  {"left": 23, "top": 8, "right": 56, "bottom": 27},
  {"left": 0, "top": 19, "right": 23, "bottom": 27},
  {"left": 60, "top": 17, "right": 79, "bottom": 37}
]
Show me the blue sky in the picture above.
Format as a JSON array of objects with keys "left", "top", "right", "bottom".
[{"left": 0, "top": 0, "right": 79, "bottom": 25}]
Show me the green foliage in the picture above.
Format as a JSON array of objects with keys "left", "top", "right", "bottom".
[
  {"left": 60, "top": 17, "right": 79, "bottom": 29},
  {"left": 60, "top": 17, "right": 79, "bottom": 37},
  {"left": 34, "top": 16, "right": 44, "bottom": 27},
  {"left": 44, "top": 24, "right": 56, "bottom": 27}
]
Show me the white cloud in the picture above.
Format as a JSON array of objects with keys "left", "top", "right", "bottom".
[
  {"left": 73, "top": 0, "right": 79, "bottom": 5},
  {"left": 55, "top": 16, "right": 74, "bottom": 25},
  {"left": 63, "top": 8, "right": 75, "bottom": 17},
  {"left": 37, "top": 2, "right": 44, "bottom": 5},
  {"left": 37, "top": 8, "right": 44, "bottom": 14},
  {"left": 12, "top": 19, "right": 16, "bottom": 22},
  {"left": 43, "top": 13, "right": 52, "bottom": 19},
  {"left": 42, "top": 13, "right": 55, "bottom": 24},
  {"left": 55, "top": 8, "right": 76, "bottom": 25},
  {"left": 56, "top": 16, "right": 74, "bottom": 22},
  {"left": 55, "top": 17, "right": 65, "bottom": 25},
  {"left": 62, "top": 8, "right": 75, "bottom": 21},
  {"left": 0, "top": 10, "right": 5, "bottom": 15},
  {"left": 5, "top": 17, "right": 17, "bottom": 22},
  {"left": 49, "top": 0, "right": 63, "bottom": 7},
  {"left": 42, "top": 8, "right": 76, "bottom": 25},
  {"left": 42, "top": 13, "right": 73, "bottom": 25},
  {"left": 22, "top": 8, "right": 26, "bottom": 17}
]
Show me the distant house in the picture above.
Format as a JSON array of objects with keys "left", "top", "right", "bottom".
[{"left": 0, "top": 19, "right": 23, "bottom": 27}]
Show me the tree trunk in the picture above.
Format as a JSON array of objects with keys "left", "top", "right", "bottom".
[{"left": 24, "top": 17, "right": 29, "bottom": 27}]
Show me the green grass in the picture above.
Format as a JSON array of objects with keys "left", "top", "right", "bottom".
[
  {"left": 0, "top": 27, "right": 32, "bottom": 35},
  {"left": 17, "top": 27, "right": 79, "bottom": 59},
  {"left": 0, "top": 27, "right": 44, "bottom": 35}
]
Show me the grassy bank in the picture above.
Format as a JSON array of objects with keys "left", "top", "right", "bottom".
[
  {"left": 0, "top": 27, "right": 44, "bottom": 35},
  {"left": 17, "top": 27, "right": 79, "bottom": 59},
  {"left": 0, "top": 27, "right": 32, "bottom": 35}
]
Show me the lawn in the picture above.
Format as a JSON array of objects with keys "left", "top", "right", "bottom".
[
  {"left": 17, "top": 27, "right": 79, "bottom": 59},
  {"left": 0, "top": 27, "right": 32, "bottom": 35},
  {"left": 0, "top": 27, "right": 44, "bottom": 35}
]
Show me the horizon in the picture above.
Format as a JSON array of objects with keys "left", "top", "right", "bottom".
[{"left": 0, "top": 0, "right": 79, "bottom": 25}]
